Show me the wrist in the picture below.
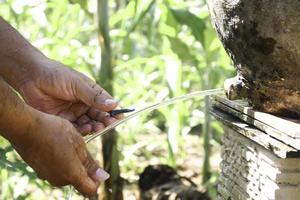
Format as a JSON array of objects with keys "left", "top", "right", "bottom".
[
  {"left": 1, "top": 103, "right": 40, "bottom": 145},
  {"left": 8, "top": 45, "right": 48, "bottom": 90},
  {"left": 0, "top": 21, "right": 48, "bottom": 91}
]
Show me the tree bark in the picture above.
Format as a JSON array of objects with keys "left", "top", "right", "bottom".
[{"left": 207, "top": 0, "right": 300, "bottom": 118}]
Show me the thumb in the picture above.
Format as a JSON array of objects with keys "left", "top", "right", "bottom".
[
  {"left": 85, "top": 152, "right": 110, "bottom": 183},
  {"left": 73, "top": 152, "right": 109, "bottom": 197},
  {"left": 72, "top": 132, "right": 110, "bottom": 183},
  {"left": 75, "top": 81, "right": 118, "bottom": 111},
  {"left": 73, "top": 168, "right": 99, "bottom": 197}
]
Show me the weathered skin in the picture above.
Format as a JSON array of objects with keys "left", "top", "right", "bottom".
[{"left": 207, "top": 0, "right": 300, "bottom": 117}]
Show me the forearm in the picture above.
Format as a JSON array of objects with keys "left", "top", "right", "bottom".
[
  {"left": 0, "top": 77, "right": 36, "bottom": 143},
  {"left": 0, "top": 17, "right": 46, "bottom": 89}
]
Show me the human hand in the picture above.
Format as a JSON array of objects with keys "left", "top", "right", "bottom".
[
  {"left": 0, "top": 18, "right": 114, "bottom": 196},
  {"left": 17, "top": 58, "right": 120, "bottom": 135},
  {"left": 11, "top": 110, "right": 108, "bottom": 196}
]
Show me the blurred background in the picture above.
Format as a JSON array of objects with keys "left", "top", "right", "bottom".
[{"left": 0, "top": 0, "right": 234, "bottom": 199}]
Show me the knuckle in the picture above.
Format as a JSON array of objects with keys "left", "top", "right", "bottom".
[
  {"left": 83, "top": 157, "right": 95, "bottom": 170},
  {"left": 74, "top": 136, "right": 86, "bottom": 150},
  {"left": 84, "top": 154, "right": 99, "bottom": 177},
  {"left": 72, "top": 135, "right": 88, "bottom": 162},
  {"left": 93, "top": 88, "right": 104, "bottom": 103}
]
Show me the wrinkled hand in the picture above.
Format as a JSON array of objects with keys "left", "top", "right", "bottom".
[
  {"left": 18, "top": 59, "right": 120, "bottom": 135},
  {"left": 11, "top": 111, "right": 109, "bottom": 197}
]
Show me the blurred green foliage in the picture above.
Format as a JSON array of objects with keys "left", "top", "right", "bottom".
[{"left": 0, "top": 0, "right": 234, "bottom": 199}]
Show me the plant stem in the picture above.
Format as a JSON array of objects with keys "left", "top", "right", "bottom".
[
  {"left": 97, "top": 0, "right": 123, "bottom": 199},
  {"left": 202, "top": 95, "right": 212, "bottom": 183},
  {"left": 202, "top": 56, "right": 212, "bottom": 183}
]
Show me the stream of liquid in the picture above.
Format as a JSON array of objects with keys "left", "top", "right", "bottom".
[
  {"left": 85, "top": 88, "right": 223, "bottom": 143},
  {"left": 67, "top": 88, "right": 223, "bottom": 198}
]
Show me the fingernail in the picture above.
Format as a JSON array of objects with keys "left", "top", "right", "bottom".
[
  {"left": 104, "top": 99, "right": 118, "bottom": 106},
  {"left": 95, "top": 168, "right": 110, "bottom": 181}
]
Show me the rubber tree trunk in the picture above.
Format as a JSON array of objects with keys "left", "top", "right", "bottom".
[{"left": 97, "top": 0, "right": 123, "bottom": 199}]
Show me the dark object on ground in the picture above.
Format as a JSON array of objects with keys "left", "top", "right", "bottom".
[
  {"left": 207, "top": 0, "right": 300, "bottom": 118},
  {"left": 138, "top": 164, "right": 209, "bottom": 200}
]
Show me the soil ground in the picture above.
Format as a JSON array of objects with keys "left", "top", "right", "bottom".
[{"left": 120, "top": 132, "right": 222, "bottom": 199}]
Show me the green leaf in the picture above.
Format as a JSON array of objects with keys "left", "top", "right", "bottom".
[
  {"left": 167, "top": 36, "right": 198, "bottom": 65},
  {"left": 68, "top": 0, "right": 92, "bottom": 17},
  {"left": 169, "top": 8, "right": 206, "bottom": 46}
]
